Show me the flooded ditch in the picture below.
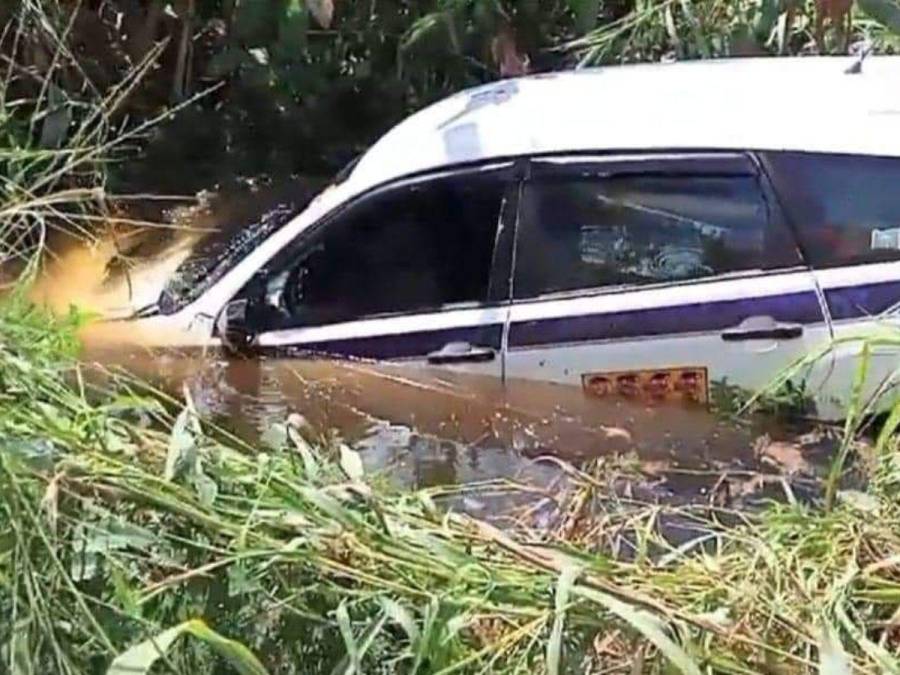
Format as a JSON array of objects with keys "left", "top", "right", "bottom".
[
  {"left": 84, "top": 342, "right": 853, "bottom": 518},
  {"left": 27, "top": 185, "right": 865, "bottom": 532}
]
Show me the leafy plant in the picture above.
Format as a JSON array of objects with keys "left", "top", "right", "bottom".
[{"left": 711, "top": 376, "right": 816, "bottom": 420}]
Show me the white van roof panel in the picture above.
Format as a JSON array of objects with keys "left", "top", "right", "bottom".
[{"left": 348, "top": 56, "right": 900, "bottom": 193}]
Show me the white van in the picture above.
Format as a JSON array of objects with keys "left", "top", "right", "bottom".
[{"left": 129, "top": 56, "right": 900, "bottom": 418}]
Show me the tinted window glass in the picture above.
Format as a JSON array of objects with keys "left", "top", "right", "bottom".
[
  {"left": 514, "top": 172, "right": 800, "bottom": 299},
  {"left": 245, "top": 172, "right": 506, "bottom": 328},
  {"left": 763, "top": 152, "right": 900, "bottom": 268}
]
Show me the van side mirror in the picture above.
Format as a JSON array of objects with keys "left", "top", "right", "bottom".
[{"left": 216, "top": 298, "right": 256, "bottom": 355}]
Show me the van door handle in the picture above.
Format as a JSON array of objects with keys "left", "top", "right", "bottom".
[
  {"left": 426, "top": 342, "right": 496, "bottom": 365},
  {"left": 721, "top": 316, "right": 804, "bottom": 342}
]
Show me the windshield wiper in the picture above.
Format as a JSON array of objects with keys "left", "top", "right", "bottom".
[{"left": 131, "top": 302, "right": 160, "bottom": 319}]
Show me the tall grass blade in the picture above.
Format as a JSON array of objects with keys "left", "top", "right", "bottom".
[
  {"left": 106, "top": 623, "right": 185, "bottom": 675},
  {"left": 859, "top": 0, "right": 900, "bottom": 35},
  {"left": 335, "top": 601, "right": 358, "bottom": 673},
  {"left": 184, "top": 620, "right": 269, "bottom": 675},
  {"left": 818, "top": 624, "right": 851, "bottom": 675},
  {"left": 826, "top": 342, "right": 872, "bottom": 511},
  {"left": 547, "top": 566, "right": 580, "bottom": 675},
  {"left": 379, "top": 597, "right": 420, "bottom": 644},
  {"left": 834, "top": 602, "right": 900, "bottom": 674},
  {"left": 573, "top": 586, "right": 702, "bottom": 675},
  {"left": 107, "top": 620, "right": 267, "bottom": 675},
  {"left": 411, "top": 597, "right": 441, "bottom": 675},
  {"left": 875, "top": 397, "right": 900, "bottom": 455},
  {"left": 339, "top": 443, "right": 365, "bottom": 482},
  {"left": 332, "top": 603, "right": 388, "bottom": 675}
]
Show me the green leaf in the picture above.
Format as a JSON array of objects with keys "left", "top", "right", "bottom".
[
  {"left": 339, "top": 444, "right": 364, "bottom": 481},
  {"left": 182, "top": 621, "right": 269, "bottom": 675},
  {"left": 299, "top": 487, "right": 359, "bottom": 527},
  {"left": 834, "top": 602, "right": 900, "bottom": 674},
  {"left": 285, "top": 0, "right": 304, "bottom": 21},
  {"left": 109, "top": 567, "right": 141, "bottom": 618},
  {"left": 290, "top": 427, "right": 320, "bottom": 477},
  {"left": 107, "top": 620, "right": 268, "bottom": 675},
  {"left": 547, "top": 566, "right": 580, "bottom": 675},
  {"left": 401, "top": 13, "right": 447, "bottom": 51},
  {"left": 568, "top": 0, "right": 600, "bottom": 34},
  {"left": 875, "top": 397, "right": 900, "bottom": 455},
  {"left": 165, "top": 408, "right": 195, "bottom": 482},
  {"left": 378, "top": 598, "right": 420, "bottom": 643},
  {"left": 103, "top": 394, "right": 164, "bottom": 416},
  {"left": 411, "top": 597, "right": 441, "bottom": 675},
  {"left": 82, "top": 519, "right": 157, "bottom": 554},
  {"left": 859, "top": 0, "right": 900, "bottom": 35},
  {"left": 106, "top": 623, "right": 186, "bottom": 675},
  {"left": 335, "top": 602, "right": 357, "bottom": 670},
  {"left": 279, "top": 0, "right": 309, "bottom": 51},
  {"left": 573, "top": 586, "right": 702, "bottom": 675},
  {"left": 332, "top": 605, "right": 388, "bottom": 675},
  {"left": 194, "top": 472, "right": 218, "bottom": 507},
  {"left": 227, "top": 563, "right": 263, "bottom": 597}
]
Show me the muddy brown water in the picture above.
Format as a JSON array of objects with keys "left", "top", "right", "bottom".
[{"left": 84, "top": 342, "right": 839, "bottom": 517}]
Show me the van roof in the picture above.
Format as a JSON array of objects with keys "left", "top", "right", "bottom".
[{"left": 347, "top": 56, "right": 900, "bottom": 193}]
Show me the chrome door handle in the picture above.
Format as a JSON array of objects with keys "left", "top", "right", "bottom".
[
  {"left": 721, "top": 315, "right": 804, "bottom": 342},
  {"left": 426, "top": 342, "right": 496, "bottom": 365}
]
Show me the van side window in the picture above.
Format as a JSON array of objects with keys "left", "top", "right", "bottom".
[
  {"left": 248, "top": 172, "right": 506, "bottom": 329},
  {"left": 513, "top": 173, "right": 801, "bottom": 300},
  {"left": 763, "top": 152, "right": 900, "bottom": 268}
]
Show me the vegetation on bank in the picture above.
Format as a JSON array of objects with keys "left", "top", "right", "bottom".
[{"left": 2, "top": 296, "right": 900, "bottom": 674}]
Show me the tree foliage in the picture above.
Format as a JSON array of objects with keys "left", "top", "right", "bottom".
[{"left": 4, "top": 0, "right": 900, "bottom": 193}]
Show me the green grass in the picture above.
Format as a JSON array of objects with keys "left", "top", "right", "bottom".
[
  {"left": 570, "top": 0, "right": 900, "bottom": 65},
  {"left": 2, "top": 300, "right": 900, "bottom": 674}
]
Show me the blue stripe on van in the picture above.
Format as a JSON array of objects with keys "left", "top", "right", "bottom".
[
  {"left": 260, "top": 279, "right": 900, "bottom": 360},
  {"left": 508, "top": 290, "right": 824, "bottom": 349},
  {"left": 265, "top": 323, "right": 504, "bottom": 360},
  {"left": 824, "top": 280, "right": 900, "bottom": 321}
]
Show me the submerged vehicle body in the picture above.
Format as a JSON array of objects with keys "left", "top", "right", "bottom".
[{"left": 130, "top": 56, "right": 900, "bottom": 418}]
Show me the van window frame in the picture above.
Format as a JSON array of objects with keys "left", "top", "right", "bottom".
[
  {"left": 229, "top": 162, "right": 519, "bottom": 333},
  {"left": 507, "top": 151, "right": 809, "bottom": 306}
]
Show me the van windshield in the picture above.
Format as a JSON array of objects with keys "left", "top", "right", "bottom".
[
  {"left": 156, "top": 157, "right": 361, "bottom": 315},
  {"left": 157, "top": 202, "right": 299, "bottom": 315}
]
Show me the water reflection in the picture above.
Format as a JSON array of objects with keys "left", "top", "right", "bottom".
[{"left": 85, "top": 345, "right": 838, "bottom": 509}]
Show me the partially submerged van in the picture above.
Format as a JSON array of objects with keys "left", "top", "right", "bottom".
[{"left": 128, "top": 56, "right": 900, "bottom": 418}]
